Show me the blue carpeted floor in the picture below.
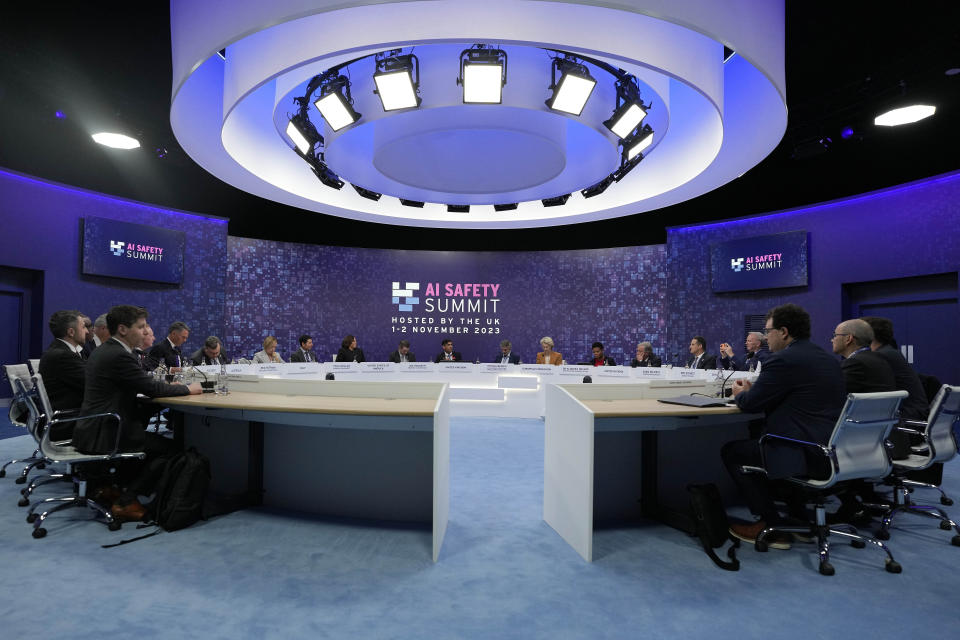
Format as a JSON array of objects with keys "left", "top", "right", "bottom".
[{"left": 1, "top": 417, "right": 958, "bottom": 639}]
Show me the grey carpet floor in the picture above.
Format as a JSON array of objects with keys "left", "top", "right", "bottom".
[{"left": 1, "top": 417, "right": 958, "bottom": 639}]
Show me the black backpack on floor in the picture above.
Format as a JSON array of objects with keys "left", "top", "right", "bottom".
[
  {"left": 103, "top": 447, "right": 211, "bottom": 548},
  {"left": 687, "top": 483, "right": 740, "bottom": 571}
]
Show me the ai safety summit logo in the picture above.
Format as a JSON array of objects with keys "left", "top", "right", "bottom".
[
  {"left": 108, "top": 240, "right": 166, "bottom": 262},
  {"left": 730, "top": 257, "right": 745, "bottom": 272},
  {"left": 391, "top": 281, "right": 420, "bottom": 312},
  {"left": 110, "top": 240, "right": 125, "bottom": 257},
  {"left": 730, "top": 254, "right": 783, "bottom": 272}
]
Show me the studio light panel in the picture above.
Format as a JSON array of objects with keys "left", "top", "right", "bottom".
[
  {"left": 550, "top": 73, "right": 596, "bottom": 116},
  {"left": 285, "top": 120, "right": 311, "bottom": 154},
  {"left": 463, "top": 63, "right": 504, "bottom": 103},
  {"left": 608, "top": 103, "right": 647, "bottom": 139},
  {"left": 374, "top": 70, "right": 419, "bottom": 111},
  {"left": 314, "top": 92, "right": 357, "bottom": 131}
]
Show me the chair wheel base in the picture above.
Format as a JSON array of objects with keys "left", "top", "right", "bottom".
[
  {"left": 17, "top": 497, "right": 29, "bottom": 507},
  {"left": 108, "top": 520, "right": 122, "bottom": 532},
  {"left": 939, "top": 520, "right": 952, "bottom": 530},
  {"left": 819, "top": 562, "right": 835, "bottom": 576},
  {"left": 951, "top": 535, "right": 960, "bottom": 547},
  {"left": 26, "top": 513, "right": 37, "bottom": 523},
  {"left": 755, "top": 540, "right": 769, "bottom": 553},
  {"left": 15, "top": 476, "right": 26, "bottom": 485},
  {"left": 941, "top": 497, "right": 953, "bottom": 506},
  {"left": 32, "top": 527, "right": 46, "bottom": 539},
  {"left": 0, "top": 469, "right": 6, "bottom": 478},
  {"left": 885, "top": 560, "right": 902, "bottom": 574},
  {"left": 850, "top": 539, "right": 866, "bottom": 549},
  {"left": 875, "top": 529, "right": 890, "bottom": 540},
  {"left": 36, "top": 462, "right": 45, "bottom": 470}
]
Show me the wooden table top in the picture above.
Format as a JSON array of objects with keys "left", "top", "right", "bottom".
[
  {"left": 578, "top": 397, "right": 744, "bottom": 418},
  {"left": 154, "top": 391, "right": 438, "bottom": 417}
]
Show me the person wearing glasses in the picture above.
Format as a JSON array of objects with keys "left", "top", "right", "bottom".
[
  {"left": 630, "top": 342, "right": 662, "bottom": 367},
  {"left": 719, "top": 332, "right": 768, "bottom": 371},
  {"left": 830, "top": 319, "right": 895, "bottom": 394},
  {"left": 721, "top": 303, "right": 846, "bottom": 548}
]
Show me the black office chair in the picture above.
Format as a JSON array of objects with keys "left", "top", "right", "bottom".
[
  {"left": 876, "top": 384, "right": 960, "bottom": 546},
  {"left": 20, "top": 375, "right": 146, "bottom": 538},
  {"left": 741, "top": 391, "right": 907, "bottom": 576}
]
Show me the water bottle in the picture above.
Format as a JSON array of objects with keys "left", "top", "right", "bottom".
[{"left": 216, "top": 362, "right": 229, "bottom": 395}]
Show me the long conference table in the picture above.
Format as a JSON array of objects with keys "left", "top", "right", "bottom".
[
  {"left": 544, "top": 384, "right": 761, "bottom": 562},
  {"left": 156, "top": 379, "right": 450, "bottom": 562}
]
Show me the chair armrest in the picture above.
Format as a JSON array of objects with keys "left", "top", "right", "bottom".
[
  {"left": 756, "top": 433, "right": 836, "bottom": 478},
  {"left": 738, "top": 464, "right": 768, "bottom": 476},
  {"left": 53, "top": 407, "right": 81, "bottom": 418},
  {"left": 45, "top": 412, "right": 124, "bottom": 456}
]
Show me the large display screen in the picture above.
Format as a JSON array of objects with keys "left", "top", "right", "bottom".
[
  {"left": 710, "top": 230, "right": 808, "bottom": 293},
  {"left": 81, "top": 217, "right": 185, "bottom": 284}
]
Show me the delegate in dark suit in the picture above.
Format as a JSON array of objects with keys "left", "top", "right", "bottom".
[
  {"left": 874, "top": 345, "right": 929, "bottom": 420},
  {"left": 730, "top": 339, "right": 846, "bottom": 479},
  {"left": 72, "top": 339, "right": 191, "bottom": 454},
  {"left": 435, "top": 351, "right": 464, "bottom": 363},
  {"left": 630, "top": 355, "right": 662, "bottom": 367},
  {"left": 149, "top": 338, "right": 184, "bottom": 369},
  {"left": 720, "top": 349, "right": 769, "bottom": 371},
  {"left": 841, "top": 349, "right": 896, "bottom": 394},
  {"left": 289, "top": 349, "right": 315, "bottom": 363},
  {"left": 388, "top": 350, "right": 417, "bottom": 363},
  {"left": 493, "top": 352, "right": 521, "bottom": 364},
  {"left": 335, "top": 347, "right": 366, "bottom": 363},
  {"left": 189, "top": 348, "right": 230, "bottom": 366},
  {"left": 686, "top": 353, "right": 717, "bottom": 369},
  {"left": 38, "top": 339, "right": 86, "bottom": 440}
]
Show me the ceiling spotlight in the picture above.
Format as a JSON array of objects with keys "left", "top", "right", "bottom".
[
  {"left": 310, "top": 160, "right": 343, "bottom": 190},
  {"left": 546, "top": 57, "right": 596, "bottom": 116},
  {"left": 542, "top": 194, "right": 571, "bottom": 207},
  {"left": 603, "top": 75, "right": 650, "bottom": 139},
  {"left": 92, "top": 132, "right": 140, "bottom": 149},
  {"left": 285, "top": 117, "right": 316, "bottom": 156},
  {"left": 373, "top": 50, "right": 421, "bottom": 111},
  {"left": 580, "top": 174, "right": 615, "bottom": 198},
  {"left": 458, "top": 45, "right": 507, "bottom": 104},
  {"left": 622, "top": 125, "right": 653, "bottom": 161},
  {"left": 874, "top": 104, "right": 936, "bottom": 127},
  {"left": 400, "top": 199, "right": 425, "bottom": 208},
  {"left": 352, "top": 184, "right": 382, "bottom": 201},
  {"left": 313, "top": 75, "right": 361, "bottom": 131},
  {"left": 493, "top": 203, "right": 518, "bottom": 211},
  {"left": 447, "top": 204, "right": 470, "bottom": 213}
]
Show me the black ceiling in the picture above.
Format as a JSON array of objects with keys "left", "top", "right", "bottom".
[{"left": 1, "top": 3, "right": 958, "bottom": 250}]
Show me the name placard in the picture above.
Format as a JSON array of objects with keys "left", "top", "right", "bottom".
[
  {"left": 672, "top": 369, "right": 700, "bottom": 379},
  {"left": 481, "top": 363, "right": 510, "bottom": 374},
  {"left": 329, "top": 362, "right": 359, "bottom": 373},
  {"left": 436, "top": 363, "right": 473, "bottom": 373},
  {"left": 519, "top": 364, "right": 556, "bottom": 375},
  {"left": 224, "top": 364, "right": 250, "bottom": 374},
  {"left": 281, "top": 363, "right": 322, "bottom": 376},
  {"left": 559, "top": 365, "right": 592, "bottom": 378},
  {"left": 596, "top": 366, "right": 628, "bottom": 378},
  {"left": 360, "top": 362, "right": 397, "bottom": 373},
  {"left": 254, "top": 363, "right": 283, "bottom": 375},
  {"left": 635, "top": 367, "right": 666, "bottom": 379},
  {"left": 398, "top": 362, "right": 435, "bottom": 373}
]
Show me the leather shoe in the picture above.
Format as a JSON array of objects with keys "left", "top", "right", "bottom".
[
  {"left": 729, "top": 520, "right": 792, "bottom": 549},
  {"left": 92, "top": 485, "right": 122, "bottom": 507},
  {"left": 110, "top": 499, "right": 147, "bottom": 523}
]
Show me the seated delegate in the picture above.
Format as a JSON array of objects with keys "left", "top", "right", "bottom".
[
  {"left": 630, "top": 342, "right": 661, "bottom": 367},
  {"left": 493, "top": 339, "right": 521, "bottom": 364},
  {"left": 252, "top": 335, "right": 285, "bottom": 363},
  {"left": 536, "top": 336, "right": 562, "bottom": 365},
  {"left": 336, "top": 334, "right": 366, "bottom": 362}
]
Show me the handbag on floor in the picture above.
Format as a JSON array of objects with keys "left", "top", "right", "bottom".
[{"left": 687, "top": 483, "right": 740, "bottom": 571}]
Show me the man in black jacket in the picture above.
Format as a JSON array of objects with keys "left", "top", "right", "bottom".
[
  {"left": 149, "top": 321, "right": 190, "bottom": 369},
  {"left": 190, "top": 336, "right": 229, "bottom": 366},
  {"left": 722, "top": 303, "right": 846, "bottom": 546},
  {"left": 832, "top": 319, "right": 895, "bottom": 394},
  {"left": 630, "top": 342, "right": 662, "bottom": 367},
  {"left": 289, "top": 334, "right": 316, "bottom": 363},
  {"left": 388, "top": 339, "right": 416, "bottom": 363},
  {"left": 38, "top": 310, "right": 88, "bottom": 439},
  {"left": 72, "top": 305, "right": 200, "bottom": 521},
  {"left": 861, "top": 316, "right": 929, "bottom": 421},
  {"left": 434, "top": 339, "right": 463, "bottom": 363},
  {"left": 493, "top": 340, "right": 521, "bottom": 364}
]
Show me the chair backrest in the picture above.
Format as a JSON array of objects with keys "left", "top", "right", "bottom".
[
  {"left": 924, "top": 385, "right": 960, "bottom": 464},
  {"left": 12, "top": 377, "right": 46, "bottom": 443},
  {"left": 4, "top": 364, "right": 32, "bottom": 395},
  {"left": 27, "top": 358, "right": 40, "bottom": 374},
  {"left": 32, "top": 373, "right": 57, "bottom": 423},
  {"left": 829, "top": 390, "right": 908, "bottom": 484}
]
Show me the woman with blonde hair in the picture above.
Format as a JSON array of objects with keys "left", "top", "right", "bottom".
[
  {"left": 536, "top": 336, "right": 563, "bottom": 365},
  {"left": 252, "top": 335, "right": 285, "bottom": 363}
]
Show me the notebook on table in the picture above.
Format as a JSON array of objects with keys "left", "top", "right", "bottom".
[{"left": 657, "top": 395, "right": 732, "bottom": 408}]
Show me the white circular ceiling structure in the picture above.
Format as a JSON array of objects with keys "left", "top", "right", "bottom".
[{"left": 170, "top": 0, "right": 786, "bottom": 228}]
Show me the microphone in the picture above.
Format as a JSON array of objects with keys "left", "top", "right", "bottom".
[
  {"left": 187, "top": 363, "right": 216, "bottom": 392},
  {"left": 718, "top": 368, "right": 737, "bottom": 399}
]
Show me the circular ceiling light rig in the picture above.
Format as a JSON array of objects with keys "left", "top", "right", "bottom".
[{"left": 170, "top": 0, "right": 787, "bottom": 228}]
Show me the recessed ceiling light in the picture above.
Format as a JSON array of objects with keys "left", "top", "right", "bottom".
[
  {"left": 92, "top": 132, "right": 140, "bottom": 149},
  {"left": 874, "top": 104, "right": 936, "bottom": 127}
]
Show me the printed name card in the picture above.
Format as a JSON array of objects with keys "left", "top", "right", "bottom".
[
  {"left": 673, "top": 369, "right": 700, "bottom": 379},
  {"left": 281, "top": 363, "right": 322, "bottom": 376},
  {"left": 254, "top": 363, "right": 283, "bottom": 375},
  {"left": 519, "top": 364, "right": 556, "bottom": 375},
  {"left": 482, "top": 363, "right": 510, "bottom": 374},
  {"left": 360, "top": 362, "right": 396, "bottom": 373},
  {"left": 634, "top": 367, "right": 666, "bottom": 379},
  {"left": 398, "top": 362, "right": 435, "bottom": 373},
  {"left": 559, "top": 365, "right": 592, "bottom": 378},
  {"left": 437, "top": 362, "right": 472, "bottom": 373},
  {"left": 329, "top": 362, "right": 359, "bottom": 373},
  {"left": 596, "top": 366, "right": 628, "bottom": 378},
  {"left": 225, "top": 364, "right": 251, "bottom": 374}
]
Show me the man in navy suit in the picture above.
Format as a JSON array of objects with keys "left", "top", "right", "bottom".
[
  {"left": 494, "top": 340, "right": 521, "bottom": 364},
  {"left": 434, "top": 339, "right": 463, "bottom": 363},
  {"left": 149, "top": 321, "right": 190, "bottom": 369},
  {"left": 686, "top": 336, "right": 717, "bottom": 369},
  {"left": 38, "top": 310, "right": 88, "bottom": 439},
  {"left": 719, "top": 332, "right": 769, "bottom": 371},
  {"left": 722, "top": 303, "right": 846, "bottom": 547},
  {"left": 831, "top": 319, "right": 895, "bottom": 394}
]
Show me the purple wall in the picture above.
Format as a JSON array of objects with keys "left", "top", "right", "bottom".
[
  {"left": 664, "top": 171, "right": 960, "bottom": 373},
  {"left": 0, "top": 169, "right": 228, "bottom": 356},
  {"left": 225, "top": 238, "right": 666, "bottom": 365}
]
